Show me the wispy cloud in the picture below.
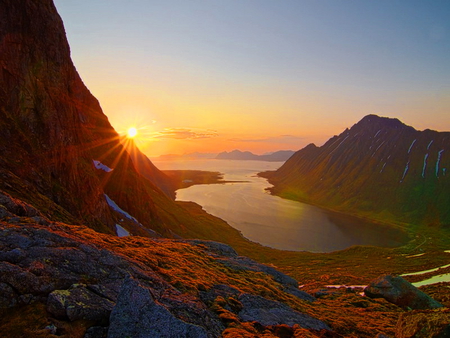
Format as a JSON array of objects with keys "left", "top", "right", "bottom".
[
  {"left": 228, "top": 135, "right": 304, "bottom": 143},
  {"left": 153, "top": 128, "right": 218, "bottom": 140}
]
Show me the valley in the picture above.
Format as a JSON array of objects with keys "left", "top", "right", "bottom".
[{"left": 0, "top": 0, "right": 449, "bottom": 337}]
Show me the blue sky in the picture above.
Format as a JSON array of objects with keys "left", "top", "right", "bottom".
[{"left": 54, "top": 1, "right": 450, "bottom": 156}]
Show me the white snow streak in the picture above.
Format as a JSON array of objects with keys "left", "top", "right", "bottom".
[
  {"left": 93, "top": 160, "right": 113, "bottom": 172},
  {"left": 374, "top": 130, "right": 381, "bottom": 138},
  {"left": 436, "top": 150, "right": 444, "bottom": 177},
  {"left": 422, "top": 154, "right": 429, "bottom": 178},
  {"left": 329, "top": 135, "right": 349, "bottom": 155},
  {"left": 115, "top": 224, "right": 130, "bottom": 237},
  {"left": 372, "top": 141, "right": 385, "bottom": 157},
  {"left": 406, "top": 253, "right": 425, "bottom": 258},
  {"left": 413, "top": 273, "right": 450, "bottom": 287},
  {"left": 427, "top": 140, "right": 434, "bottom": 150},
  {"left": 380, "top": 163, "right": 387, "bottom": 173},
  {"left": 407, "top": 139, "right": 416, "bottom": 154},
  {"left": 401, "top": 263, "right": 450, "bottom": 277},
  {"left": 400, "top": 161, "right": 410, "bottom": 182},
  {"left": 104, "top": 194, "right": 138, "bottom": 223}
]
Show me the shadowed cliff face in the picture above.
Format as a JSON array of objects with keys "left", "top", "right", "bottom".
[
  {"left": 263, "top": 115, "right": 450, "bottom": 226},
  {"left": 0, "top": 0, "right": 169, "bottom": 232}
]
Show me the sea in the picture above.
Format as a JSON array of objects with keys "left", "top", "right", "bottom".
[{"left": 152, "top": 159, "right": 408, "bottom": 253}]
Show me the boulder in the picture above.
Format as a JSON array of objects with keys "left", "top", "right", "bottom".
[
  {"left": 47, "top": 285, "right": 114, "bottom": 322},
  {"left": 237, "top": 293, "right": 330, "bottom": 330},
  {"left": 364, "top": 275, "right": 443, "bottom": 310},
  {"left": 107, "top": 276, "right": 209, "bottom": 338}
]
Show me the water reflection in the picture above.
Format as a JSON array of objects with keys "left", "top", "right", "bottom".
[{"left": 154, "top": 159, "right": 409, "bottom": 252}]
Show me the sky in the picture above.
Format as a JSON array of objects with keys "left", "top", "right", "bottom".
[{"left": 53, "top": 1, "right": 450, "bottom": 157}]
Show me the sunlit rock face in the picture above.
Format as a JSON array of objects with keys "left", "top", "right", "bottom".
[
  {"left": 263, "top": 114, "right": 450, "bottom": 226},
  {"left": 0, "top": 0, "right": 172, "bottom": 233}
]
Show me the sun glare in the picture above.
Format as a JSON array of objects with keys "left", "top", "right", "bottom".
[{"left": 127, "top": 127, "right": 138, "bottom": 138}]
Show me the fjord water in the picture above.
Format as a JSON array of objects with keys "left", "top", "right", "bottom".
[{"left": 154, "top": 159, "right": 408, "bottom": 252}]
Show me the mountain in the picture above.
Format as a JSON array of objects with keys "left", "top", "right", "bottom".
[
  {"left": 216, "top": 150, "right": 295, "bottom": 162},
  {"left": 121, "top": 138, "right": 176, "bottom": 199},
  {"left": 261, "top": 115, "right": 450, "bottom": 226},
  {"left": 0, "top": 2, "right": 447, "bottom": 337},
  {"left": 153, "top": 152, "right": 218, "bottom": 160}
]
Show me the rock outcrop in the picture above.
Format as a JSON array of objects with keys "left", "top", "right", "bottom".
[
  {"left": 0, "top": 214, "right": 328, "bottom": 337},
  {"left": 364, "top": 275, "right": 443, "bottom": 310}
]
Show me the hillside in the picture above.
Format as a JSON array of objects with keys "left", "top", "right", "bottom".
[
  {"left": 261, "top": 115, "right": 450, "bottom": 226},
  {"left": 1, "top": 1, "right": 449, "bottom": 337}
]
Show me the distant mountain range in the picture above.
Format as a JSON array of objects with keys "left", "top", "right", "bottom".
[
  {"left": 153, "top": 150, "right": 295, "bottom": 162},
  {"left": 216, "top": 150, "right": 295, "bottom": 162},
  {"left": 261, "top": 115, "right": 450, "bottom": 226}
]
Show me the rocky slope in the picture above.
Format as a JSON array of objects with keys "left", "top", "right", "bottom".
[
  {"left": 261, "top": 115, "right": 450, "bottom": 226},
  {"left": 121, "top": 138, "right": 176, "bottom": 199},
  {"left": 1, "top": 1, "right": 448, "bottom": 337},
  {"left": 0, "top": 0, "right": 199, "bottom": 237},
  {"left": 0, "top": 196, "right": 332, "bottom": 338}
]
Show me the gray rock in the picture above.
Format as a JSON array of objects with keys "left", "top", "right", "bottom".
[
  {"left": 185, "top": 240, "right": 238, "bottom": 257},
  {"left": 47, "top": 285, "right": 114, "bottom": 322},
  {"left": 0, "top": 205, "right": 12, "bottom": 219},
  {"left": 238, "top": 293, "right": 330, "bottom": 330},
  {"left": 84, "top": 326, "right": 108, "bottom": 338},
  {"left": 0, "top": 282, "right": 18, "bottom": 308},
  {"left": 108, "top": 276, "right": 209, "bottom": 338},
  {"left": 364, "top": 275, "right": 443, "bottom": 310}
]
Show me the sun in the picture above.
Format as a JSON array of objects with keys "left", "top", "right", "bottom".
[{"left": 127, "top": 127, "right": 138, "bottom": 138}]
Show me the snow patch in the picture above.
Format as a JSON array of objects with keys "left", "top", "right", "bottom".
[
  {"left": 422, "top": 154, "right": 429, "bottom": 178},
  {"left": 401, "top": 263, "right": 450, "bottom": 277},
  {"left": 115, "top": 224, "right": 130, "bottom": 237},
  {"left": 436, "top": 150, "right": 444, "bottom": 177},
  {"left": 400, "top": 161, "right": 410, "bottom": 182},
  {"left": 407, "top": 139, "right": 416, "bottom": 154},
  {"left": 406, "top": 253, "right": 425, "bottom": 258},
  {"left": 372, "top": 141, "right": 385, "bottom": 157},
  {"left": 427, "top": 140, "right": 434, "bottom": 150},
  {"left": 413, "top": 273, "right": 450, "bottom": 287},
  {"left": 326, "top": 285, "right": 366, "bottom": 289},
  {"left": 93, "top": 160, "right": 113, "bottom": 172},
  {"left": 104, "top": 194, "right": 138, "bottom": 223},
  {"left": 329, "top": 135, "right": 349, "bottom": 155}
]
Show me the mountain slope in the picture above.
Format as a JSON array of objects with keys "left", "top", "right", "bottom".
[
  {"left": 262, "top": 115, "right": 450, "bottom": 226},
  {"left": 0, "top": 0, "right": 188, "bottom": 235},
  {"left": 121, "top": 138, "right": 176, "bottom": 199}
]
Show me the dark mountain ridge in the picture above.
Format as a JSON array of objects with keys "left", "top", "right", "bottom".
[{"left": 262, "top": 115, "right": 450, "bottom": 226}]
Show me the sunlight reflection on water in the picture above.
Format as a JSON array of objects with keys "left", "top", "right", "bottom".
[{"left": 154, "top": 159, "right": 409, "bottom": 252}]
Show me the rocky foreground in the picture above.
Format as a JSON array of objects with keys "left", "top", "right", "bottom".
[{"left": 1, "top": 192, "right": 449, "bottom": 338}]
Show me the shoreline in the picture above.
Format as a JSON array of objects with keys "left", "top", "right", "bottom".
[
  {"left": 257, "top": 171, "right": 416, "bottom": 242},
  {"left": 162, "top": 169, "right": 247, "bottom": 189}
]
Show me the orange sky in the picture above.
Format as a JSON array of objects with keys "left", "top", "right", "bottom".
[{"left": 54, "top": 1, "right": 450, "bottom": 157}]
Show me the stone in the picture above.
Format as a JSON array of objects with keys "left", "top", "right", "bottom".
[
  {"left": 237, "top": 293, "right": 330, "bottom": 331},
  {"left": 84, "top": 326, "right": 108, "bottom": 338},
  {"left": 0, "top": 282, "right": 18, "bottom": 308},
  {"left": 364, "top": 275, "right": 443, "bottom": 310},
  {"left": 47, "top": 285, "right": 114, "bottom": 322},
  {"left": 108, "top": 276, "right": 209, "bottom": 338}
]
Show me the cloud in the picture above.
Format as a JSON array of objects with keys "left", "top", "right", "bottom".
[
  {"left": 153, "top": 128, "right": 218, "bottom": 140},
  {"left": 228, "top": 135, "right": 304, "bottom": 143}
]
